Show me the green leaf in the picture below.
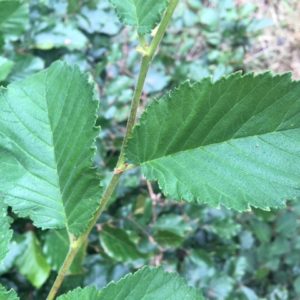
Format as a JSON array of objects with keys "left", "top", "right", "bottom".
[
  {"left": 78, "top": 1, "right": 121, "bottom": 36},
  {"left": 153, "top": 231, "right": 184, "bottom": 248},
  {"left": 251, "top": 220, "right": 272, "bottom": 243},
  {"left": 100, "top": 224, "right": 145, "bottom": 262},
  {"left": 0, "top": 238, "right": 24, "bottom": 275},
  {"left": 7, "top": 54, "right": 44, "bottom": 82},
  {"left": 58, "top": 267, "right": 203, "bottom": 300},
  {"left": 43, "top": 229, "right": 86, "bottom": 273},
  {"left": 275, "top": 211, "right": 297, "bottom": 236},
  {"left": 0, "top": 201, "right": 12, "bottom": 263},
  {"left": 0, "top": 0, "right": 29, "bottom": 37},
  {"left": 15, "top": 232, "right": 51, "bottom": 288},
  {"left": 0, "top": 285, "right": 19, "bottom": 300},
  {"left": 0, "top": 1, "right": 21, "bottom": 26},
  {"left": 153, "top": 214, "right": 192, "bottom": 237},
  {"left": 153, "top": 214, "right": 192, "bottom": 247},
  {"left": 126, "top": 73, "right": 300, "bottom": 211},
  {"left": 34, "top": 24, "right": 88, "bottom": 50},
  {"left": 109, "top": 0, "right": 168, "bottom": 34},
  {"left": 67, "top": 0, "right": 81, "bottom": 14},
  {"left": 0, "top": 61, "right": 102, "bottom": 235},
  {"left": 294, "top": 276, "right": 300, "bottom": 295},
  {"left": 209, "top": 276, "right": 234, "bottom": 300},
  {"left": 0, "top": 56, "right": 14, "bottom": 81},
  {"left": 58, "top": 286, "right": 99, "bottom": 300},
  {"left": 206, "top": 219, "right": 241, "bottom": 240}
]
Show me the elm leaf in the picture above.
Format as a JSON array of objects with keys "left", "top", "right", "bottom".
[
  {"left": 0, "top": 61, "right": 102, "bottom": 235},
  {"left": 58, "top": 267, "right": 203, "bottom": 299},
  {"left": 109, "top": 0, "right": 168, "bottom": 34},
  {"left": 126, "top": 73, "right": 300, "bottom": 211}
]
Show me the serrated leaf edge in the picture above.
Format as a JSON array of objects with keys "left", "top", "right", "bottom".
[{"left": 125, "top": 71, "right": 296, "bottom": 212}]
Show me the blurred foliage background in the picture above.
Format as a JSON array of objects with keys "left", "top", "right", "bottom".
[{"left": 1, "top": 0, "right": 300, "bottom": 299}]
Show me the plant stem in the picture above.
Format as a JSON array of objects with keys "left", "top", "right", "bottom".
[
  {"left": 46, "top": 238, "right": 81, "bottom": 300},
  {"left": 47, "top": 1, "right": 178, "bottom": 299},
  {"left": 117, "top": 0, "right": 179, "bottom": 166},
  {"left": 46, "top": 173, "right": 121, "bottom": 300}
]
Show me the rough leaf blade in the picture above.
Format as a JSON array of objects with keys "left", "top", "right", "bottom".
[
  {"left": 109, "top": 0, "right": 168, "bottom": 34},
  {"left": 126, "top": 73, "right": 300, "bottom": 210},
  {"left": 0, "top": 61, "right": 102, "bottom": 235},
  {"left": 58, "top": 267, "right": 203, "bottom": 300}
]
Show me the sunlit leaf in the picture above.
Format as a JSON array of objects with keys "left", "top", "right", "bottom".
[{"left": 15, "top": 232, "right": 51, "bottom": 288}]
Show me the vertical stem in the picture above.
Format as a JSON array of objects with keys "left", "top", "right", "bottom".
[
  {"left": 46, "top": 173, "right": 121, "bottom": 300},
  {"left": 116, "top": 54, "right": 151, "bottom": 166},
  {"left": 47, "top": 1, "right": 179, "bottom": 299},
  {"left": 117, "top": 0, "right": 179, "bottom": 167},
  {"left": 46, "top": 239, "right": 80, "bottom": 299}
]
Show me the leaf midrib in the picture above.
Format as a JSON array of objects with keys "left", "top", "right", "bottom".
[
  {"left": 44, "top": 69, "right": 71, "bottom": 228},
  {"left": 139, "top": 127, "right": 300, "bottom": 166}
]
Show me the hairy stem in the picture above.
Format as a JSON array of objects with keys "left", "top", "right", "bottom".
[{"left": 47, "top": 1, "right": 178, "bottom": 299}]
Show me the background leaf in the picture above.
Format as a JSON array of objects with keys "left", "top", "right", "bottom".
[
  {"left": 0, "top": 0, "right": 29, "bottom": 38},
  {"left": 0, "top": 201, "right": 12, "bottom": 263},
  {"left": 58, "top": 267, "right": 204, "bottom": 300},
  {"left": 109, "top": 0, "right": 168, "bottom": 34},
  {"left": 127, "top": 73, "right": 300, "bottom": 211},
  {"left": 0, "top": 285, "right": 19, "bottom": 300},
  {"left": 0, "top": 1, "right": 21, "bottom": 26},
  {"left": 15, "top": 232, "right": 51, "bottom": 288},
  {"left": 153, "top": 214, "right": 192, "bottom": 247},
  {"left": 100, "top": 224, "right": 145, "bottom": 262},
  {"left": 0, "top": 56, "right": 14, "bottom": 81},
  {"left": 0, "top": 61, "right": 102, "bottom": 235}
]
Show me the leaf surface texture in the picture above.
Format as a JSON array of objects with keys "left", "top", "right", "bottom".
[
  {"left": 127, "top": 73, "right": 300, "bottom": 210},
  {"left": 0, "top": 61, "right": 102, "bottom": 235},
  {"left": 109, "top": 0, "right": 168, "bottom": 34},
  {"left": 58, "top": 267, "right": 203, "bottom": 299}
]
